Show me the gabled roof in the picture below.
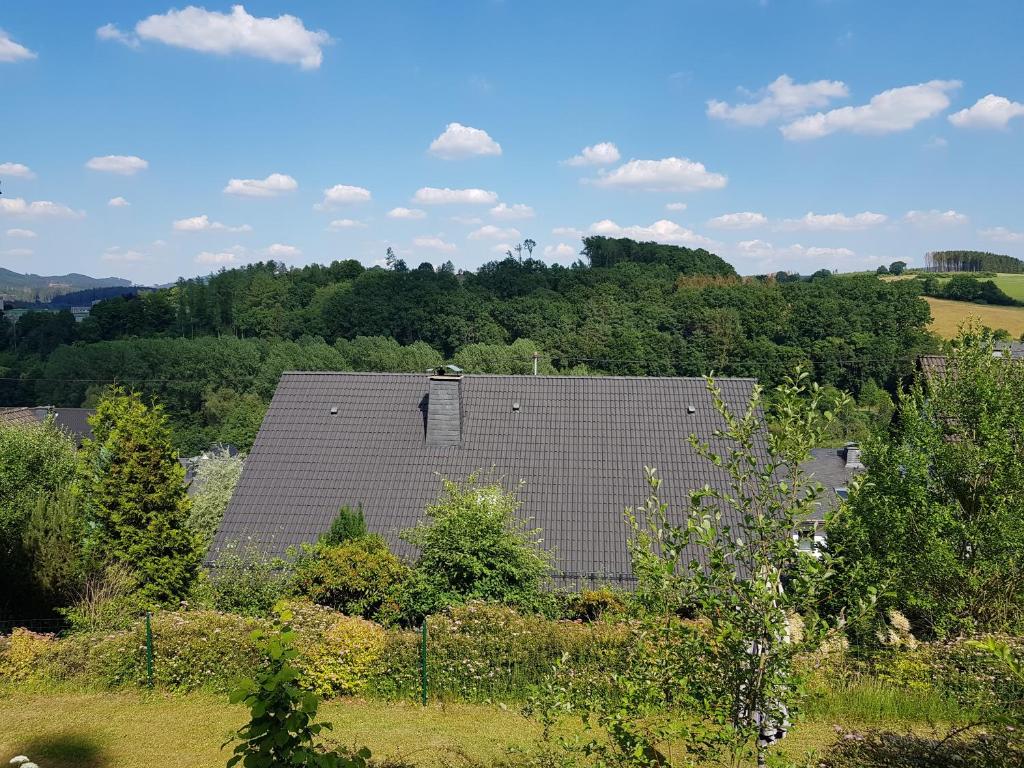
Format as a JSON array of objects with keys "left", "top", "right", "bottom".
[
  {"left": 802, "top": 446, "right": 863, "bottom": 523},
  {"left": 0, "top": 406, "right": 94, "bottom": 446},
  {"left": 214, "top": 372, "right": 767, "bottom": 586}
]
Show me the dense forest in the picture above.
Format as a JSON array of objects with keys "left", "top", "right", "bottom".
[
  {"left": 0, "top": 236, "right": 936, "bottom": 452},
  {"left": 924, "top": 250, "right": 1024, "bottom": 273}
]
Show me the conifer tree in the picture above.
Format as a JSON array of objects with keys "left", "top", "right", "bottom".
[{"left": 79, "top": 387, "right": 200, "bottom": 605}]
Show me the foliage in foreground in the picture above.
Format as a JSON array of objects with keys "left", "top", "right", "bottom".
[
  {"left": 227, "top": 604, "right": 371, "bottom": 768},
  {"left": 520, "top": 370, "right": 855, "bottom": 768},
  {"left": 829, "top": 325, "right": 1024, "bottom": 639}
]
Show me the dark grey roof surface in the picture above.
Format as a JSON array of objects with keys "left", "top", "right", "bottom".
[
  {"left": 802, "top": 447, "right": 860, "bottom": 522},
  {"left": 0, "top": 406, "right": 94, "bottom": 445},
  {"left": 214, "top": 372, "right": 766, "bottom": 586}
]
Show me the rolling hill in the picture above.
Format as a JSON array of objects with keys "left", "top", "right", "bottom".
[{"left": 0, "top": 268, "right": 132, "bottom": 302}]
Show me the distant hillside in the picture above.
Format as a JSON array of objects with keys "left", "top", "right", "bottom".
[{"left": 0, "top": 268, "right": 132, "bottom": 302}]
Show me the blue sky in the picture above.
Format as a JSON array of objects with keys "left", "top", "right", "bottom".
[{"left": 2, "top": 1, "right": 1023, "bottom": 284}]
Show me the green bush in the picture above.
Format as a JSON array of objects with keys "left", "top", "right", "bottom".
[
  {"left": 402, "top": 476, "right": 552, "bottom": 613},
  {"left": 0, "top": 628, "right": 59, "bottom": 683},
  {"left": 561, "top": 587, "right": 627, "bottom": 622},
  {"left": 85, "top": 609, "right": 267, "bottom": 691},
  {"left": 292, "top": 537, "right": 411, "bottom": 625},
  {"left": 197, "top": 541, "right": 292, "bottom": 617},
  {"left": 320, "top": 505, "right": 367, "bottom": 546},
  {"left": 288, "top": 601, "right": 387, "bottom": 697}
]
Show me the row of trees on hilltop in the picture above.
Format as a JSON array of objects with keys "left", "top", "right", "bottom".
[
  {"left": 924, "top": 250, "right": 1024, "bottom": 273},
  {"left": 0, "top": 237, "right": 938, "bottom": 451}
]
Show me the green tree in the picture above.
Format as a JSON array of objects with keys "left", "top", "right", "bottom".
[
  {"left": 186, "top": 448, "right": 245, "bottom": 546},
  {"left": 320, "top": 505, "right": 367, "bottom": 546},
  {"left": 22, "top": 487, "right": 89, "bottom": 607},
  {"left": 403, "top": 475, "right": 552, "bottom": 611},
  {"left": 78, "top": 388, "right": 201, "bottom": 606},
  {"left": 0, "top": 420, "right": 77, "bottom": 618},
  {"left": 829, "top": 326, "right": 1024, "bottom": 638},
  {"left": 888, "top": 260, "right": 907, "bottom": 275}
]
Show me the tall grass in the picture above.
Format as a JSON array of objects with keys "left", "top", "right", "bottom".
[{"left": 804, "top": 679, "right": 975, "bottom": 724}]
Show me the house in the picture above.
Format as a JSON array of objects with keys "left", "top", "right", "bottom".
[
  {"left": 0, "top": 406, "right": 95, "bottom": 446},
  {"left": 797, "top": 444, "right": 864, "bottom": 553},
  {"left": 919, "top": 341, "right": 1024, "bottom": 382},
  {"left": 213, "top": 371, "right": 770, "bottom": 587}
]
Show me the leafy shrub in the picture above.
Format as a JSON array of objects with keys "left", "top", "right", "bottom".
[
  {"left": 0, "top": 628, "right": 58, "bottom": 683},
  {"left": 86, "top": 609, "right": 267, "bottom": 691},
  {"left": 185, "top": 447, "right": 244, "bottom": 546},
  {"left": 60, "top": 562, "right": 143, "bottom": 632},
  {"left": 320, "top": 505, "right": 367, "bottom": 546},
  {"left": 402, "top": 476, "right": 552, "bottom": 612},
  {"left": 292, "top": 537, "right": 410, "bottom": 625},
  {"left": 197, "top": 541, "right": 292, "bottom": 617},
  {"left": 561, "top": 588, "right": 627, "bottom": 622},
  {"left": 419, "top": 602, "right": 630, "bottom": 702},
  {"left": 288, "top": 601, "right": 387, "bottom": 696},
  {"left": 821, "top": 727, "right": 1024, "bottom": 768}
]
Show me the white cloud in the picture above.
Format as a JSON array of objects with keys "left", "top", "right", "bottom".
[
  {"left": 428, "top": 122, "right": 502, "bottom": 159},
  {"left": 562, "top": 141, "right": 620, "bottom": 166},
  {"left": 6, "top": 228, "right": 36, "bottom": 238},
  {"left": 314, "top": 184, "right": 372, "bottom": 210},
  {"left": 781, "top": 80, "right": 961, "bottom": 140},
  {"left": 107, "top": 196, "right": 131, "bottom": 207},
  {"left": 196, "top": 250, "right": 241, "bottom": 265},
  {"left": 949, "top": 94, "right": 1024, "bottom": 130},
  {"left": 665, "top": 202, "right": 688, "bottom": 212},
  {"left": 96, "top": 23, "right": 140, "bottom": 49},
  {"left": 979, "top": 226, "right": 1024, "bottom": 243},
  {"left": 490, "top": 203, "right": 534, "bottom": 220},
  {"left": 707, "top": 211, "right": 768, "bottom": 230},
  {"left": 173, "top": 214, "right": 252, "bottom": 232},
  {"left": 778, "top": 211, "right": 887, "bottom": 231},
  {"left": 86, "top": 155, "right": 148, "bottom": 175},
  {"left": 388, "top": 207, "right": 426, "bottom": 220},
  {"left": 735, "top": 239, "right": 858, "bottom": 269},
  {"left": 328, "top": 218, "right": 366, "bottom": 230},
  {"left": 591, "top": 157, "right": 727, "bottom": 191},
  {"left": 223, "top": 173, "right": 298, "bottom": 198},
  {"left": 468, "top": 224, "right": 522, "bottom": 241},
  {"left": 413, "top": 236, "right": 457, "bottom": 252},
  {"left": 0, "top": 29, "right": 36, "bottom": 62},
  {"left": 491, "top": 243, "right": 513, "bottom": 254},
  {"left": 264, "top": 243, "right": 301, "bottom": 258},
  {"left": 413, "top": 187, "right": 498, "bottom": 205},
  {"left": 903, "top": 209, "right": 969, "bottom": 227},
  {"left": 588, "top": 219, "right": 718, "bottom": 248},
  {"left": 4, "top": 248, "right": 33, "bottom": 258},
  {"left": 101, "top": 246, "right": 146, "bottom": 263},
  {"left": 544, "top": 243, "right": 577, "bottom": 259},
  {"left": 0, "top": 197, "right": 84, "bottom": 219},
  {"left": 117, "top": 5, "right": 331, "bottom": 69},
  {"left": 707, "top": 75, "right": 848, "bottom": 126},
  {"left": 0, "top": 162, "right": 35, "bottom": 179},
  {"left": 552, "top": 226, "right": 583, "bottom": 238}
]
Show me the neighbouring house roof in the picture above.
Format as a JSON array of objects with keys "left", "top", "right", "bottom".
[
  {"left": 0, "top": 406, "right": 95, "bottom": 446},
  {"left": 801, "top": 445, "right": 863, "bottom": 523},
  {"left": 213, "top": 372, "right": 768, "bottom": 587},
  {"left": 919, "top": 342, "right": 1024, "bottom": 382}
]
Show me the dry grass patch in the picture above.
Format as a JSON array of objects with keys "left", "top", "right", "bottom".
[{"left": 925, "top": 297, "right": 1024, "bottom": 338}]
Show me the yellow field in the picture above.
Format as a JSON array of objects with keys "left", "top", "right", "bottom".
[{"left": 925, "top": 296, "right": 1024, "bottom": 338}]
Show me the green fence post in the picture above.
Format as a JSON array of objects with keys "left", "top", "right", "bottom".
[
  {"left": 420, "top": 617, "right": 428, "bottom": 707},
  {"left": 145, "top": 611, "right": 154, "bottom": 689}
]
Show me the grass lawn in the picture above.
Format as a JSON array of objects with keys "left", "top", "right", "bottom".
[
  {"left": 992, "top": 273, "right": 1024, "bottom": 301},
  {"left": 925, "top": 296, "right": 1024, "bottom": 338},
  {"left": 0, "top": 688, "right": 957, "bottom": 768}
]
